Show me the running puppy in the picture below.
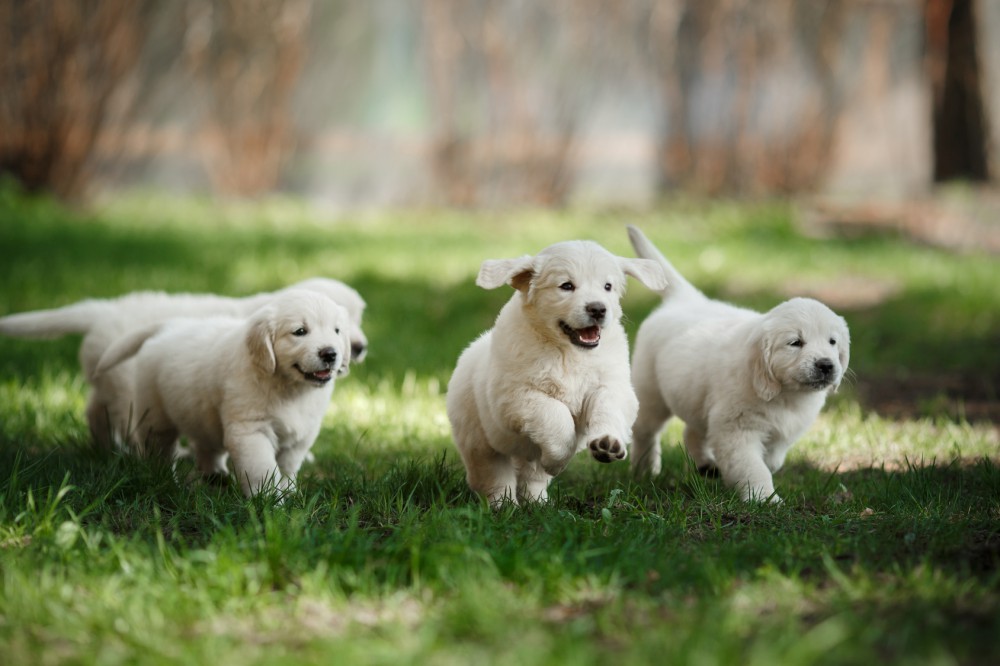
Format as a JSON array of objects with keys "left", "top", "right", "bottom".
[
  {"left": 0, "top": 278, "right": 367, "bottom": 447},
  {"left": 447, "top": 239, "right": 667, "bottom": 506},
  {"left": 96, "top": 289, "right": 352, "bottom": 497},
  {"left": 627, "top": 226, "right": 850, "bottom": 502}
]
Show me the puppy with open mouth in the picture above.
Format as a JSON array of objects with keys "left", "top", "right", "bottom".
[
  {"left": 447, "top": 239, "right": 667, "bottom": 506},
  {"left": 627, "top": 226, "right": 851, "bottom": 502},
  {"left": 0, "top": 277, "right": 367, "bottom": 450},
  {"left": 95, "top": 289, "right": 352, "bottom": 497}
]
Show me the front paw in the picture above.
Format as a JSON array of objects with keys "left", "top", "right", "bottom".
[{"left": 589, "top": 435, "right": 626, "bottom": 463}]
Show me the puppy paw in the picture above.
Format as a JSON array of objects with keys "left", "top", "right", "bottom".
[{"left": 589, "top": 435, "right": 626, "bottom": 463}]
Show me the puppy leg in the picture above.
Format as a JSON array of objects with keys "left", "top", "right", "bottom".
[
  {"left": 275, "top": 446, "right": 311, "bottom": 492},
  {"left": 465, "top": 446, "right": 518, "bottom": 507},
  {"left": 450, "top": 398, "right": 518, "bottom": 505},
  {"left": 85, "top": 394, "right": 114, "bottom": 450},
  {"left": 192, "top": 445, "right": 229, "bottom": 477},
  {"left": 515, "top": 459, "right": 551, "bottom": 504},
  {"left": 683, "top": 426, "right": 717, "bottom": 476},
  {"left": 514, "top": 394, "right": 578, "bottom": 476},
  {"left": 225, "top": 428, "right": 287, "bottom": 497},
  {"left": 711, "top": 430, "right": 780, "bottom": 503},
  {"left": 630, "top": 389, "right": 671, "bottom": 477},
  {"left": 581, "top": 388, "right": 637, "bottom": 463},
  {"left": 764, "top": 440, "right": 793, "bottom": 474}
]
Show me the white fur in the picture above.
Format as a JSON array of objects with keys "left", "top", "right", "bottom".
[
  {"left": 95, "top": 290, "right": 352, "bottom": 497},
  {"left": 0, "top": 278, "right": 366, "bottom": 447},
  {"left": 627, "top": 226, "right": 851, "bottom": 502},
  {"left": 446, "top": 239, "right": 667, "bottom": 507}
]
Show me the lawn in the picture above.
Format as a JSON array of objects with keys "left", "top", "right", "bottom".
[{"left": 0, "top": 184, "right": 998, "bottom": 665}]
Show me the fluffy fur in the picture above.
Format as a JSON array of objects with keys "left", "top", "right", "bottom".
[
  {"left": 446, "top": 239, "right": 667, "bottom": 506},
  {"left": 0, "top": 278, "right": 366, "bottom": 447},
  {"left": 627, "top": 226, "right": 850, "bottom": 502},
  {"left": 95, "top": 289, "right": 352, "bottom": 497}
]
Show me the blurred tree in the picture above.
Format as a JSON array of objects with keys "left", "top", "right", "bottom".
[
  {"left": 0, "top": 0, "right": 150, "bottom": 200},
  {"left": 650, "top": 0, "right": 846, "bottom": 195},
  {"left": 184, "top": 0, "right": 313, "bottom": 196},
  {"left": 421, "top": 0, "right": 627, "bottom": 207},
  {"left": 926, "top": 0, "right": 989, "bottom": 182}
]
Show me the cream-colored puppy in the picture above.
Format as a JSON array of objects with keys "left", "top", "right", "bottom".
[
  {"left": 0, "top": 278, "right": 366, "bottom": 447},
  {"left": 95, "top": 289, "right": 351, "bottom": 497},
  {"left": 627, "top": 226, "right": 850, "bottom": 502},
  {"left": 447, "top": 240, "right": 667, "bottom": 506}
]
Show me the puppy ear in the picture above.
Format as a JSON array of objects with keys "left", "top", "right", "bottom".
[
  {"left": 832, "top": 316, "right": 851, "bottom": 392},
  {"left": 476, "top": 255, "right": 535, "bottom": 292},
  {"left": 336, "top": 326, "right": 351, "bottom": 377},
  {"left": 751, "top": 332, "right": 781, "bottom": 402},
  {"left": 246, "top": 309, "right": 277, "bottom": 374},
  {"left": 620, "top": 257, "right": 668, "bottom": 292}
]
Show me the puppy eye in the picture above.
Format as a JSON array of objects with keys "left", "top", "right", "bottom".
[
  {"left": 604, "top": 282, "right": 612, "bottom": 292},
  {"left": 559, "top": 282, "right": 575, "bottom": 291},
  {"left": 788, "top": 339, "right": 803, "bottom": 348},
  {"left": 292, "top": 327, "right": 308, "bottom": 337},
  {"left": 335, "top": 328, "right": 341, "bottom": 334},
  {"left": 829, "top": 338, "right": 837, "bottom": 345}
]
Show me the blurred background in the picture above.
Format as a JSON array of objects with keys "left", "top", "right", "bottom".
[{"left": 2, "top": 0, "right": 1000, "bottom": 219}]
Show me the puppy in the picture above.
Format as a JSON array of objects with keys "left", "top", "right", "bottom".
[
  {"left": 0, "top": 277, "right": 366, "bottom": 447},
  {"left": 446, "top": 239, "right": 667, "bottom": 506},
  {"left": 627, "top": 226, "right": 850, "bottom": 502},
  {"left": 95, "top": 289, "right": 351, "bottom": 497}
]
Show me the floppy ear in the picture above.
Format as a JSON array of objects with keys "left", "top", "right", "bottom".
[
  {"left": 619, "top": 257, "right": 668, "bottom": 291},
  {"left": 832, "top": 316, "right": 851, "bottom": 392},
  {"left": 246, "top": 309, "right": 277, "bottom": 374},
  {"left": 750, "top": 331, "right": 781, "bottom": 402},
  {"left": 476, "top": 255, "right": 535, "bottom": 292}
]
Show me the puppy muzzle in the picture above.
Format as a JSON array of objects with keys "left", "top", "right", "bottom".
[{"left": 294, "top": 347, "right": 340, "bottom": 385}]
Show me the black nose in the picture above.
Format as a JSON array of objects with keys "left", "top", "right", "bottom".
[
  {"left": 351, "top": 343, "right": 367, "bottom": 361},
  {"left": 319, "top": 347, "right": 339, "bottom": 364},
  {"left": 815, "top": 358, "right": 835, "bottom": 376},
  {"left": 585, "top": 302, "right": 607, "bottom": 322}
]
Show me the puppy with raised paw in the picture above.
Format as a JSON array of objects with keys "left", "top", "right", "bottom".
[{"left": 447, "top": 239, "right": 667, "bottom": 506}]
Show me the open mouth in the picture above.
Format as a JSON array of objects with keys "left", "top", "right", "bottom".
[
  {"left": 803, "top": 378, "right": 834, "bottom": 391},
  {"left": 295, "top": 364, "right": 333, "bottom": 385},
  {"left": 560, "top": 321, "right": 601, "bottom": 349}
]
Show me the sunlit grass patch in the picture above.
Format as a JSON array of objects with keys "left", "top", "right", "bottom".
[
  {"left": 1, "top": 189, "right": 999, "bottom": 664},
  {"left": 0, "top": 370, "right": 88, "bottom": 444}
]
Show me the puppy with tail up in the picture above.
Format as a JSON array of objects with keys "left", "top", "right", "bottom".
[{"left": 626, "top": 226, "right": 850, "bottom": 502}]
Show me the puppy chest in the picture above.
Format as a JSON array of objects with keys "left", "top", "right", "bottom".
[{"left": 269, "top": 401, "right": 327, "bottom": 447}]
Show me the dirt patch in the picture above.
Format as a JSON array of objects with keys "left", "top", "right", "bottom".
[
  {"left": 857, "top": 372, "right": 999, "bottom": 424},
  {"left": 798, "top": 190, "right": 1000, "bottom": 254}
]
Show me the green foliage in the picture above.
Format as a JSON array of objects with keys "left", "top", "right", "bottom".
[{"left": 0, "top": 187, "right": 998, "bottom": 664}]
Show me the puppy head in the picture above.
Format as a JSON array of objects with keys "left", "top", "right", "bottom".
[
  {"left": 751, "top": 297, "right": 851, "bottom": 401},
  {"left": 477, "top": 240, "right": 666, "bottom": 350},
  {"left": 246, "top": 289, "right": 353, "bottom": 386},
  {"left": 284, "top": 278, "right": 369, "bottom": 362}
]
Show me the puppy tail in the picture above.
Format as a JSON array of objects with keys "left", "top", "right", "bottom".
[
  {"left": 626, "top": 225, "right": 702, "bottom": 301},
  {"left": 94, "top": 323, "right": 163, "bottom": 376},
  {"left": 0, "top": 300, "right": 110, "bottom": 339}
]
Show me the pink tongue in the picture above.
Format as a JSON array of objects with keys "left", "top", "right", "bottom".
[
  {"left": 313, "top": 369, "right": 332, "bottom": 379},
  {"left": 578, "top": 326, "right": 600, "bottom": 343}
]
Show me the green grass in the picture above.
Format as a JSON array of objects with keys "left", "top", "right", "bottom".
[{"left": 0, "top": 184, "right": 998, "bottom": 664}]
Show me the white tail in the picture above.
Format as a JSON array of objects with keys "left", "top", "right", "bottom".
[
  {"left": 626, "top": 225, "right": 702, "bottom": 301},
  {"left": 94, "top": 323, "right": 164, "bottom": 376},
  {"left": 0, "top": 300, "right": 110, "bottom": 339}
]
